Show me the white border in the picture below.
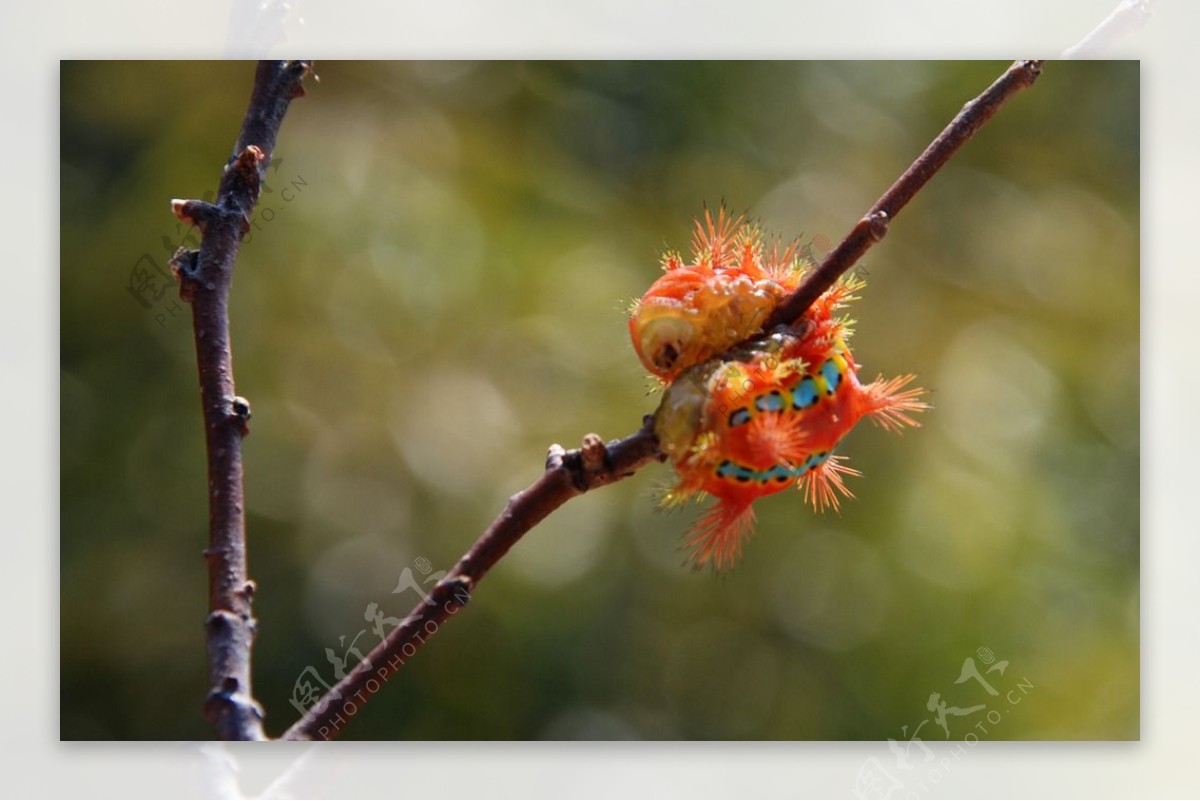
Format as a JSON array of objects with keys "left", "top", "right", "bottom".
[{"left": 5, "top": 0, "right": 1192, "bottom": 796}]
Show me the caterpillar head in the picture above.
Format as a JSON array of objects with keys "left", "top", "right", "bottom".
[
  {"left": 630, "top": 277, "right": 786, "bottom": 382},
  {"left": 630, "top": 301, "right": 701, "bottom": 379},
  {"left": 629, "top": 211, "right": 810, "bottom": 381}
]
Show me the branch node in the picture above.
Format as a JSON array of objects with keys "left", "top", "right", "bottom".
[
  {"left": 205, "top": 608, "right": 236, "bottom": 633},
  {"left": 580, "top": 433, "right": 607, "bottom": 474},
  {"left": 445, "top": 575, "right": 474, "bottom": 599},
  {"left": 204, "top": 676, "right": 265, "bottom": 728},
  {"left": 546, "top": 443, "right": 566, "bottom": 471},
  {"left": 219, "top": 145, "right": 269, "bottom": 223},
  {"left": 170, "top": 248, "right": 201, "bottom": 303},
  {"left": 866, "top": 211, "right": 890, "bottom": 242},
  {"left": 233, "top": 144, "right": 267, "bottom": 180},
  {"left": 1017, "top": 59, "right": 1045, "bottom": 83},
  {"left": 231, "top": 396, "right": 252, "bottom": 437},
  {"left": 171, "top": 199, "right": 220, "bottom": 229},
  {"left": 559, "top": 451, "right": 589, "bottom": 493}
]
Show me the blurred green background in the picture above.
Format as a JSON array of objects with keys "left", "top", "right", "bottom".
[{"left": 60, "top": 61, "right": 1138, "bottom": 741}]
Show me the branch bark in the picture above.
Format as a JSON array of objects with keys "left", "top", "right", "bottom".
[
  {"left": 280, "top": 59, "right": 1044, "bottom": 740},
  {"left": 172, "top": 60, "right": 312, "bottom": 741}
]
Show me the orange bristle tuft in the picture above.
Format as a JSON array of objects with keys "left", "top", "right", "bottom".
[
  {"left": 863, "top": 374, "right": 929, "bottom": 432},
  {"left": 692, "top": 205, "right": 743, "bottom": 269},
  {"left": 745, "top": 410, "right": 811, "bottom": 465},
  {"left": 684, "top": 499, "right": 756, "bottom": 570},
  {"left": 798, "top": 454, "right": 861, "bottom": 513}
]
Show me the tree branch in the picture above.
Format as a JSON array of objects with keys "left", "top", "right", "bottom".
[
  {"left": 280, "top": 59, "right": 1043, "bottom": 740},
  {"left": 172, "top": 60, "right": 312, "bottom": 741},
  {"left": 281, "top": 421, "right": 663, "bottom": 740}
]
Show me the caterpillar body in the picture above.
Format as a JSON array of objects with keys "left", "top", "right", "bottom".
[{"left": 631, "top": 209, "right": 928, "bottom": 569}]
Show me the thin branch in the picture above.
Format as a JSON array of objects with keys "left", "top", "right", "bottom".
[
  {"left": 282, "top": 422, "right": 663, "bottom": 740},
  {"left": 172, "top": 60, "right": 312, "bottom": 741},
  {"left": 281, "top": 59, "right": 1043, "bottom": 741}
]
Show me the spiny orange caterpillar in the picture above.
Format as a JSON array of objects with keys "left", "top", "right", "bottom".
[
  {"left": 631, "top": 208, "right": 928, "bottom": 570},
  {"left": 629, "top": 207, "right": 808, "bottom": 383}
]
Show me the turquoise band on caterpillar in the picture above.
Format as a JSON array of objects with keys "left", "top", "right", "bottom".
[
  {"left": 716, "top": 450, "right": 834, "bottom": 485},
  {"left": 723, "top": 355, "right": 846, "bottom": 430}
]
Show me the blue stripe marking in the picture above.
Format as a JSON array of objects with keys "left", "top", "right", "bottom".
[
  {"left": 805, "top": 451, "right": 831, "bottom": 472},
  {"left": 792, "top": 377, "right": 818, "bottom": 409},
  {"left": 765, "top": 464, "right": 793, "bottom": 483},
  {"left": 755, "top": 391, "right": 786, "bottom": 413},
  {"left": 821, "top": 359, "right": 843, "bottom": 395},
  {"left": 715, "top": 450, "right": 839, "bottom": 485},
  {"left": 717, "top": 460, "right": 755, "bottom": 482}
]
